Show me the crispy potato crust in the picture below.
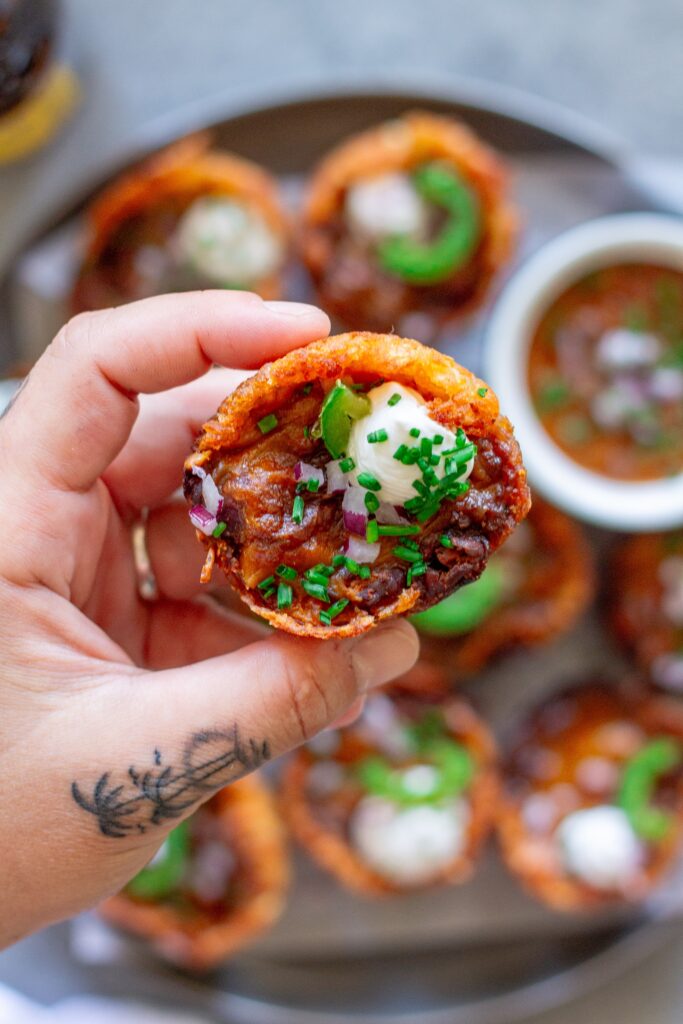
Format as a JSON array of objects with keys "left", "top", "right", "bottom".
[
  {"left": 185, "top": 331, "right": 530, "bottom": 638},
  {"left": 280, "top": 697, "right": 499, "bottom": 896},
  {"left": 98, "top": 775, "right": 289, "bottom": 971},
  {"left": 300, "top": 111, "right": 518, "bottom": 331},
  {"left": 72, "top": 133, "right": 289, "bottom": 312},
  {"left": 417, "top": 499, "right": 595, "bottom": 677},
  {"left": 497, "top": 682, "right": 683, "bottom": 912}
]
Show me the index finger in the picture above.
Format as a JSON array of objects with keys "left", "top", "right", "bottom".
[{"left": 2, "top": 291, "right": 329, "bottom": 493}]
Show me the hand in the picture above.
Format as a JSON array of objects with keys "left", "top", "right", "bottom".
[{"left": 0, "top": 291, "right": 418, "bottom": 947}]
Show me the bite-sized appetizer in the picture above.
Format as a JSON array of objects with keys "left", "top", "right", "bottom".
[
  {"left": 183, "top": 332, "right": 530, "bottom": 638},
  {"left": 72, "top": 135, "right": 289, "bottom": 311},
  {"left": 611, "top": 532, "right": 683, "bottom": 694},
  {"left": 411, "top": 500, "right": 594, "bottom": 675},
  {"left": 281, "top": 693, "right": 498, "bottom": 895},
  {"left": 498, "top": 682, "right": 683, "bottom": 911},
  {"left": 99, "top": 776, "right": 289, "bottom": 971},
  {"left": 300, "top": 111, "right": 518, "bottom": 334},
  {"left": 528, "top": 263, "right": 683, "bottom": 481}
]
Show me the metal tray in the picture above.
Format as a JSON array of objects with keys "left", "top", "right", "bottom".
[{"left": 1, "top": 79, "right": 680, "bottom": 1024}]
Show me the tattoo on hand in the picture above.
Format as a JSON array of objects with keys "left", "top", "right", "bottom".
[{"left": 71, "top": 724, "right": 270, "bottom": 838}]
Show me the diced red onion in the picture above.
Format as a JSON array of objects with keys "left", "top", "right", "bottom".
[
  {"left": 344, "top": 535, "right": 380, "bottom": 564},
  {"left": 202, "top": 473, "right": 222, "bottom": 515},
  {"left": 375, "top": 501, "right": 407, "bottom": 525},
  {"left": 295, "top": 461, "right": 325, "bottom": 489},
  {"left": 342, "top": 486, "right": 368, "bottom": 535},
  {"left": 191, "top": 464, "right": 206, "bottom": 479},
  {"left": 325, "top": 459, "right": 348, "bottom": 494},
  {"left": 189, "top": 505, "right": 217, "bottom": 536}
]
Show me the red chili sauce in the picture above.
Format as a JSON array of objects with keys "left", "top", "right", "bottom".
[{"left": 528, "top": 264, "right": 683, "bottom": 481}]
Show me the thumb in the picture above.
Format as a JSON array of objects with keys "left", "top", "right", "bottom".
[{"left": 69, "top": 621, "right": 419, "bottom": 841}]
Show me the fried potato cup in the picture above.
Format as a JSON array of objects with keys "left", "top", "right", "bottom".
[
  {"left": 413, "top": 500, "right": 595, "bottom": 676},
  {"left": 300, "top": 111, "right": 518, "bottom": 334},
  {"left": 184, "top": 331, "right": 530, "bottom": 638},
  {"left": 610, "top": 532, "right": 683, "bottom": 694},
  {"left": 99, "top": 776, "right": 289, "bottom": 971},
  {"left": 72, "top": 134, "right": 289, "bottom": 312},
  {"left": 280, "top": 694, "right": 499, "bottom": 896},
  {"left": 498, "top": 682, "right": 683, "bottom": 912}
]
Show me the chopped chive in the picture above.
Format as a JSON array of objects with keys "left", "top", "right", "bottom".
[
  {"left": 440, "top": 534, "right": 454, "bottom": 548},
  {"left": 416, "top": 501, "right": 441, "bottom": 523},
  {"left": 359, "top": 565, "right": 371, "bottom": 579},
  {"left": 320, "top": 598, "right": 350, "bottom": 625},
  {"left": 357, "top": 472, "right": 381, "bottom": 491},
  {"left": 261, "top": 586, "right": 276, "bottom": 600},
  {"left": 332, "top": 553, "right": 346, "bottom": 567},
  {"left": 303, "top": 425, "right": 311, "bottom": 439},
  {"left": 301, "top": 383, "right": 313, "bottom": 395},
  {"left": 367, "top": 429, "right": 389, "bottom": 443},
  {"left": 393, "top": 444, "right": 409, "bottom": 461},
  {"left": 423, "top": 468, "right": 439, "bottom": 488},
  {"left": 420, "top": 437, "right": 433, "bottom": 458},
  {"left": 409, "top": 427, "right": 421, "bottom": 438},
  {"left": 276, "top": 564, "right": 297, "bottom": 580},
  {"left": 429, "top": 453, "right": 440, "bottom": 466},
  {"left": 402, "top": 447, "right": 420, "bottom": 465},
  {"left": 277, "top": 583, "right": 293, "bottom": 609},
  {"left": 313, "top": 563, "right": 335, "bottom": 577},
  {"left": 212, "top": 522, "right": 227, "bottom": 538},
  {"left": 393, "top": 545, "right": 423, "bottom": 563},
  {"left": 339, "top": 456, "right": 355, "bottom": 473},
  {"left": 388, "top": 392, "right": 402, "bottom": 406},
  {"left": 257, "top": 413, "right": 278, "bottom": 434},
  {"left": 433, "top": 434, "right": 444, "bottom": 445},
  {"left": 292, "top": 495, "right": 304, "bottom": 524},
  {"left": 412, "top": 479, "right": 429, "bottom": 496},
  {"left": 477, "top": 387, "right": 488, "bottom": 398},
  {"left": 365, "top": 491, "right": 380, "bottom": 513},
  {"left": 378, "top": 524, "right": 420, "bottom": 537},
  {"left": 307, "top": 478, "right": 321, "bottom": 492},
  {"left": 366, "top": 519, "right": 379, "bottom": 543},
  {"left": 404, "top": 538, "right": 421, "bottom": 550},
  {"left": 258, "top": 575, "right": 276, "bottom": 591},
  {"left": 407, "top": 562, "right": 427, "bottom": 585},
  {"left": 306, "top": 570, "right": 332, "bottom": 587},
  {"left": 403, "top": 496, "right": 424, "bottom": 512},
  {"left": 302, "top": 580, "right": 330, "bottom": 602},
  {"left": 343, "top": 557, "right": 361, "bottom": 575},
  {"left": 455, "top": 428, "right": 467, "bottom": 448}
]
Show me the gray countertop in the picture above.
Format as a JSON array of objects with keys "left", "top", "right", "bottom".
[{"left": 1, "top": 1, "right": 683, "bottom": 1021}]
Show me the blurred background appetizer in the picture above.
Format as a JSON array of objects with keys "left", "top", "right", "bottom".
[
  {"left": 611, "top": 532, "right": 683, "bottom": 694},
  {"left": 528, "top": 262, "right": 683, "bottom": 482},
  {"left": 72, "top": 134, "right": 289, "bottom": 311},
  {"left": 98, "top": 776, "right": 289, "bottom": 971},
  {"left": 281, "top": 693, "right": 498, "bottom": 895},
  {"left": 184, "top": 331, "right": 530, "bottom": 637},
  {"left": 498, "top": 681, "right": 683, "bottom": 911},
  {"left": 411, "top": 499, "right": 594, "bottom": 676},
  {"left": 300, "top": 112, "right": 517, "bottom": 336}
]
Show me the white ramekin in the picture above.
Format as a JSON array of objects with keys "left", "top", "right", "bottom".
[{"left": 485, "top": 213, "right": 683, "bottom": 532}]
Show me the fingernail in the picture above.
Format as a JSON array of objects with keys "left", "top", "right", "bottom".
[
  {"left": 263, "top": 300, "right": 325, "bottom": 319},
  {"left": 350, "top": 621, "right": 419, "bottom": 692}
]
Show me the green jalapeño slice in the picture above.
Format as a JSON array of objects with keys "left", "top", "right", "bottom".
[
  {"left": 126, "top": 820, "right": 190, "bottom": 901},
  {"left": 617, "top": 737, "right": 681, "bottom": 842},
  {"left": 411, "top": 561, "right": 505, "bottom": 636},
  {"left": 317, "top": 380, "right": 371, "bottom": 458},
  {"left": 378, "top": 162, "right": 481, "bottom": 286}
]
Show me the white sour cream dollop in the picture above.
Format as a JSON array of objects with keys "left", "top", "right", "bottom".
[
  {"left": 350, "top": 796, "right": 469, "bottom": 886},
  {"left": 346, "top": 382, "right": 474, "bottom": 505},
  {"left": 556, "top": 804, "right": 643, "bottom": 890},
  {"left": 345, "top": 172, "right": 428, "bottom": 243},
  {"left": 174, "top": 196, "right": 283, "bottom": 286}
]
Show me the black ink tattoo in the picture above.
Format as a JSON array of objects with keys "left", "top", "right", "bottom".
[{"left": 71, "top": 724, "right": 270, "bottom": 838}]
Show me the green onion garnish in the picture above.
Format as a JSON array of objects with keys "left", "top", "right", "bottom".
[
  {"left": 302, "top": 580, "right": 330, "bottom": 602},
  {"left": 455, "top": 428, "right": 467, "bottom": 448},
  {"left": 339, "top": 456, "right": 355, "bottom": 473},
  {"left": 357, "top": 472, "right": 381, "bottom": 491},
  {"left": 303, "top": 425, "right": 310, "bottom": 439},
  {"left": 320, "top": 598, "right": 350, "bottom": 625},
  {"left": 409, "top": 427, "right": 421, "bottom": 438},
  {"left": 388, "top": 393, "right": 402, "bottom": 406},
  {"left": 433, "top": 434, "right": 444, "bottom": 445},
  {"left": 365, "top": 491, "right": 380, "bottom": 513},
  {"left": 305, "top": 570, "right": 332, "bottom": 587},
  {"left": 257, "top": 413, "right": 278, "bottom": 434},
  {"left": 440, "top": 535, "right": 454, "bottom": 548},
  {"left": 477, "top": 387, "right": 488, "bottom": 398},
  {"left": 307, "top": 478, "right": 320, "bottom": 492},
  {"left": 403, "top": 496, "right": 423, "bottom": 513},
  {"left": 420, "top": 437, "right": 433, "bottom": 458},
  {"left": 292, "top": 495, "right": 304, "bottom": 524},
  {"left": 261, "top": 586, "right": 276, "bottom": 600},
  {"left": 212, "top": 522, "right": 227, "bottom": 538},
  {"left": 378, "top": 524, "right": 420, "bottom": 537},
  {"left": 276, "top": 564, "right": 297, "bottom": 580},
  {"left": 407, "top": 563, "right": 427, "bottom": 585},
  {"left": 367, "top": 429, "right": 389, "bottom": 444},
  {"left": 393, "top": 545, "right": 423, "bottom": 563},
  {"left": 393, "top": 444, "right": 409, "bottom": 461},
  {"left": 277, "top": 583, "right": 293, "bottom": 609},
  {"left": 332, "top": 553, "right": 346, "bottom": 567},
  {"left": 366, "top": 519, "right": 380, "bottom": 543},
  {"left": 258, "top": 575, "right": 276, "bottom": 591}
]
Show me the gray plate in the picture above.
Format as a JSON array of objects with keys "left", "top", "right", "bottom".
[{"left": 0, "top": 80, "right": 679, "bottom": 1024}]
